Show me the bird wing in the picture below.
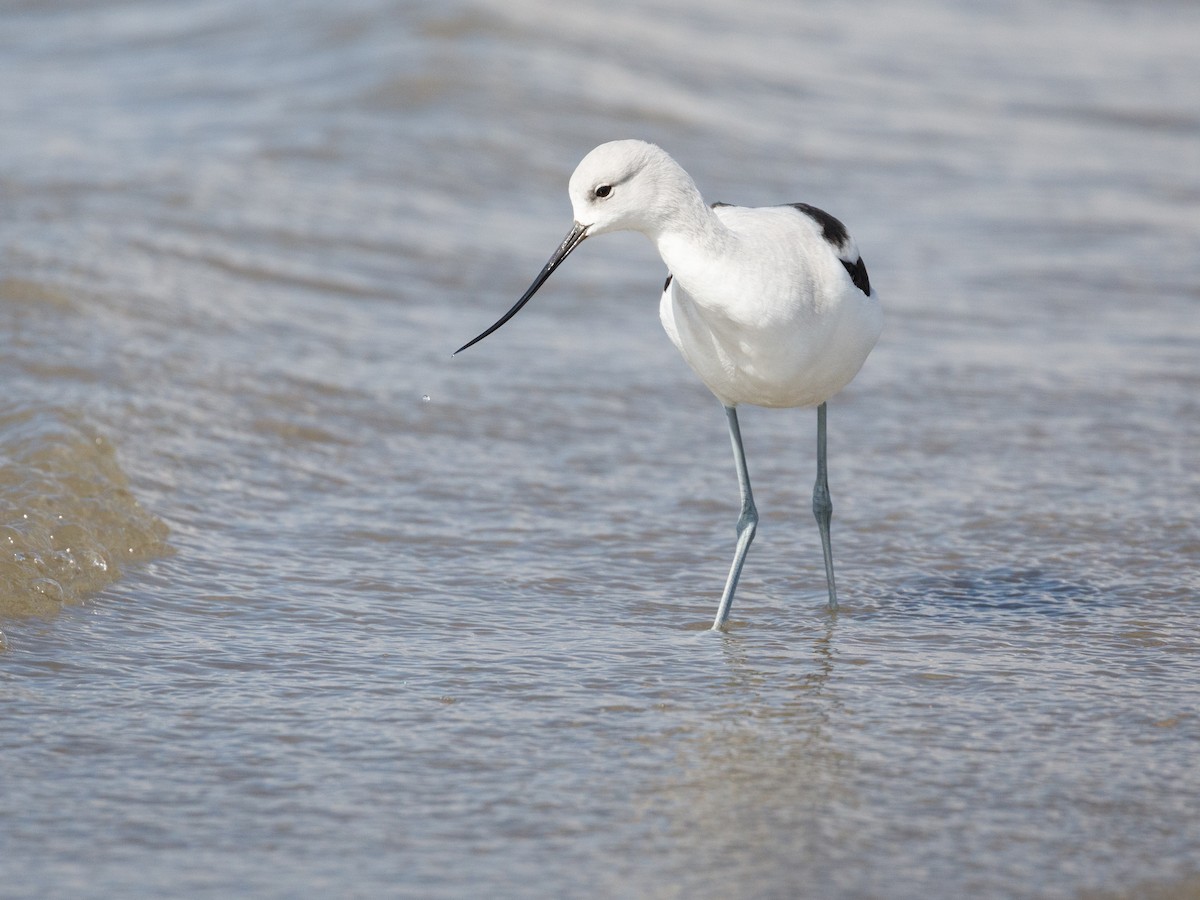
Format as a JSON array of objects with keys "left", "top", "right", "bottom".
[{"left": 787, "top": 203, "right": 872, "bottom": 296}]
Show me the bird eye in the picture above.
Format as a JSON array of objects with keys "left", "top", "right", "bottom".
[{"left": 594, "top": 184, "right": 613, "bottom": 199}]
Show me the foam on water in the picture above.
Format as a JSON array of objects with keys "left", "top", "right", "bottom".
[{"left": 0, "top": 399, "right": 170, "bottom": 620}]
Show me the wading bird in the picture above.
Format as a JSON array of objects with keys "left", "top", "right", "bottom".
[{"left": 456, "top": 140, "right": 881, "bottom": 629}]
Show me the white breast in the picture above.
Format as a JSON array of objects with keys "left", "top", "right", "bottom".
[{"left": 657, "top": 205, "right": 882, "bottom": 409}]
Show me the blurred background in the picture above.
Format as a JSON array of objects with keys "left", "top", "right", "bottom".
[{"left": 1, "top": 1, "right": 1198, "bottom": 897}]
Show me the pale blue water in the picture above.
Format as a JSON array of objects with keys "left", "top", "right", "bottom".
[{"left": 2, "top": 1, "right": 1199, "bottom": 897}]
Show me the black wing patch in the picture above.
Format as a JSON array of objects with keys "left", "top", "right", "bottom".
[
  {"left": 841, "top": 257, "right": 871, "bottom": 296},
  {"left": 663, "top": 273, "right": 673, "bottom": 292},
  {"left": 791, "top": 203, "right": 871, "bottom": 296},
  {"left": 788, "top": 202, "right": 850, "bottom": 249},
  {"left": 713, "top": 200, "right": 871, "bottom": 296}
]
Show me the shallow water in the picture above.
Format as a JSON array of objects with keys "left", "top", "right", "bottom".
[{"left": 2, "top": 0, "right": 1199, "bottom": 897}]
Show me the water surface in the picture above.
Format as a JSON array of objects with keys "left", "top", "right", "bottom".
[{"left": 2, "top": 0, "right": 1198, "bottom": 897}]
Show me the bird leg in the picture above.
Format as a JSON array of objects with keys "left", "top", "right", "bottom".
[
  {"left": 813, "top": 402, "right": 838, "bottom": 611},
  {"left": 712, "top": 405, "right": 758, "bottom": 630}
]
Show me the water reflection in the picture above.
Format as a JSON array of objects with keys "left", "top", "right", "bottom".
[{"left": 642, "top": 621, "right": 852, "bottom": 895}]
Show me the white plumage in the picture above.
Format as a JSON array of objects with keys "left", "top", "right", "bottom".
[{"left": 457, "top": 140, "right": 882, "bottom": 629}]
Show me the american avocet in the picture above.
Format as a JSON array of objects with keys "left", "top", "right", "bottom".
[{"left": 456, "top": 140, "right": 881, "bottom": 629}]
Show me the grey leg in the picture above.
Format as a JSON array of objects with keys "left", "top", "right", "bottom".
[
  {"left": 712, "top": 405, "right": 758, "bottom": 630},
  {"left": 813, "top": 402, "right": 838, "bottom": 611}
]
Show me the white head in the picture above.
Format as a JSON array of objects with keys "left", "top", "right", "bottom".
[
  {"left": 567, "top": 140, "right": 700, "bottom": 238},
  {"left": 455, "top": 140, "right": 700, "bottom": 355}
]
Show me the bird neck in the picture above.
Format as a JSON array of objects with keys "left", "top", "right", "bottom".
[{"left": 653, "top": 201, "right": 737, "bottom": 285}]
